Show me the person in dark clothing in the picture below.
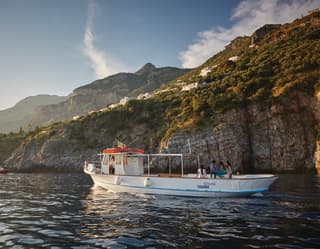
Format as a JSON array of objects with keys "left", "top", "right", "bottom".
[
  {"left": 209, "top": 160, "right": 218, "bottom": 178},
  {"left": 200, "top": 164, "right": 206, "bottom": 177},
  {"left": 226, "top": 160, "right": 233, "bottom": 179}
]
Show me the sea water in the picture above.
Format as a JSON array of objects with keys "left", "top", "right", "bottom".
[{"left": 0, "top": 173, "right": 319, "bottom": 249}]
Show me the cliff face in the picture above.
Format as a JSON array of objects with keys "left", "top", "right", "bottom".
[
  {"left": 250, "top": 24, "right": 281, "bottom": 44},
  {"left": 5, "top": 135, "right": 95, "bottom": 172},
  {"left": 315, "top": 89, "right": 320, "bottom": 174},
  {"left": 4, "top": 91, "right": 319, "bottom": 173},
  {"left": 316, "top": 140, "right": 320, "bottom": 174},
  {"left": 4, "top": 109, "right": 157, "bottom": 172},
  {"left": 164, "top": 91, "right": 318, "bottom": 173}
]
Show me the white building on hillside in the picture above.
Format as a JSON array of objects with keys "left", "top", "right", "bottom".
[
  {"left": 120, "top": 96, "right": 130, "bottom": 105},
  {"left": 199, "top": 67, "right": 212, "bottom": 77},
  {"left": 99, "top": 107, "right": 109, "bottom": 112},
  {"left": 108, "top": 103, "right": 121, "bottom": 109},
  {"left": 137, "top": 92, "right": 153, "bottom": 100},
  {"left": 228, "top": 56, "right": 239, "bottom": 62},
  {"left": 181, "top": 82, "right": 199, "bottom": 91}
]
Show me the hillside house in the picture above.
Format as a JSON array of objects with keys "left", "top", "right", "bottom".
[
  {"left": 174, "top": 80, "right": 186, "bottom": 86},
  {"left": 98, "top": 107, "right": 109, "bottom": 112},
  {"left": 182, "top": 82, "right": 199, "bottom": 91},
  {"left": 137, "top": 92, "right": 153, "bottom": 100},
  {"left": 199, "top": 67, "right": 212, "bottom": 77},
  {"left": 228, "top": 56, "right": 239, "bottom": 62},
  {"left": 155, "top": 88, "right": 170, "bottom": 94},
  {"left": 108, "top": 103, "right": 120, "bottom": 109},
  {"left": 120, "top": 97, "right": 130, "bottom": 105}
]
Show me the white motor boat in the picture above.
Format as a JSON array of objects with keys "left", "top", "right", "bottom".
[{"left": 84, "top": 147, "right": 278, "bottom": 197}]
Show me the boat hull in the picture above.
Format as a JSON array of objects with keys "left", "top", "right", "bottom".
[{"left": 86, "top": 172, "right": 277, "bottom": 197}]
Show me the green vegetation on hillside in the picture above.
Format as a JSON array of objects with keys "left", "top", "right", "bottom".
[
  {"left": 0, "top": 132, "right": 25, "bottom": 164},
  {"left": 161, "top": 13, "right": 320, "bottom": 137}
]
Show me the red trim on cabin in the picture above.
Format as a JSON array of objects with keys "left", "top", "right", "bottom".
[{"left": 103, "top": 148, "right": 144, "bottom": 154}]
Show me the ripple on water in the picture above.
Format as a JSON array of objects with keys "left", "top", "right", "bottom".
[
  {"left": 38, "top": 229, "right": 74, "bottom": 237},
  {"left": 274, "top": 244, "right": 306, "bottom": 249},
  {"left": 10, "top": 219, "right": 56, "bottom": 226},
  {"left": 18, "top": 235, "right": 44, "bottom": 245},
  {"left": 0, "top": 206, "right": 23, "bottom": 213},
  {"left": 0, "top": 233, "right": 25, "bottom": 243}
]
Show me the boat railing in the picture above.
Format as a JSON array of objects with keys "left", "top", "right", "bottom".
[{"left": 134, "top": 153, "right": 184, "bottom": 177}]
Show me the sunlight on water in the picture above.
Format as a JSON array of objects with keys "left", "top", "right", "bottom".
[{"left": 0, "top": 173, "right": 319, "bottom": 248}]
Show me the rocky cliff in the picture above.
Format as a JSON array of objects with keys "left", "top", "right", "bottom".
[
  {"left": 164, "top": 91, "right": 319, "bottom": 173},
  {"left": 315, "top": 88, "right": 320, "bottom": 174},
  {"left": 4, "top": 90, "right": 319, "bottom": 173},
  {"left": 4, "top": 104, "right": 161, "bottom": 172}
]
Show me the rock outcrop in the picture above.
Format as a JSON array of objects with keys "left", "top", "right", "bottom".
[
  {"left": 5, "top": 135, "right": 95, "bottom": 172},
  {"left": 163, "top": 92, "right": 318, "bottom": 173},
  {"left": 316, "top": 140, "right": 320, "bottom": 174},
  {"left": 251, "top": 24, "right": 281, "bottom": 44},
  {"left": 4, "top": 111, "right": 155, "bottom": 172},
  {"left": 315, "top": 89, "right": 320, "bottom": 174}
]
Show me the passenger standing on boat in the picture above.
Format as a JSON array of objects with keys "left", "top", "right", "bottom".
[
  {"left": 109, "top": 156, "right": 115, "bottom": 175},
  {"left": 226, "top": 160, "right": 233, "bottom": 179},
  {"left": 209, "top": 160, "right": 218, "bottom": 178},
  {"left": 200, "top": 164, "right": 206, "bottom": 178}
]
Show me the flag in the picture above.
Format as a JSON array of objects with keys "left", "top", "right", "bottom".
[{"left": 116, "top": 139, "right": 126, "bottom": 149}]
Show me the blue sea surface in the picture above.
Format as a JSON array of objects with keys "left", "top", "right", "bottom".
[{"left": 0, "top": 173, "right": 319, "bottom": 248}]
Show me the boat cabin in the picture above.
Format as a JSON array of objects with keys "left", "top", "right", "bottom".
[
  {"left": 89, "top": 147, "right": 184, "bottom": 177},
  {"left": 101, "top": 152, "right": 144, "bottom": 176},
  {"left": 100, "top": 148, "right": 145, "bottom": 176}
]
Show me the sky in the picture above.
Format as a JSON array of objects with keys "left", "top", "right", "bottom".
[{"left": 0, "top": 0, "right": 318, "bottom": 110}]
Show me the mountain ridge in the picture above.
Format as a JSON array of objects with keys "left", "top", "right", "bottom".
[
  {"left": 0, "top": 95, "right": 67, "bottom": 133},
  {"left": 29, "top": 63, "right": 189, "bottom": 126},
  {"left": 0, "top": 64, "right": 190, "bottom": 133}
]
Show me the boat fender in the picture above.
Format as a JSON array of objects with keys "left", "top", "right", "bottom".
[
  {"left": 144, "top": 177, "right": 151, "bottom": 187},
  {"left": 115, "top": 176, "right": 121, "bottom": 185}
]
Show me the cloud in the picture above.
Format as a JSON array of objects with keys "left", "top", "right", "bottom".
[
  {"left": 179, "top": 0, "right": 319, "bottom": 68},
  {"left": 83, "top": 0, "right": 127, "bottom": 78}
]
